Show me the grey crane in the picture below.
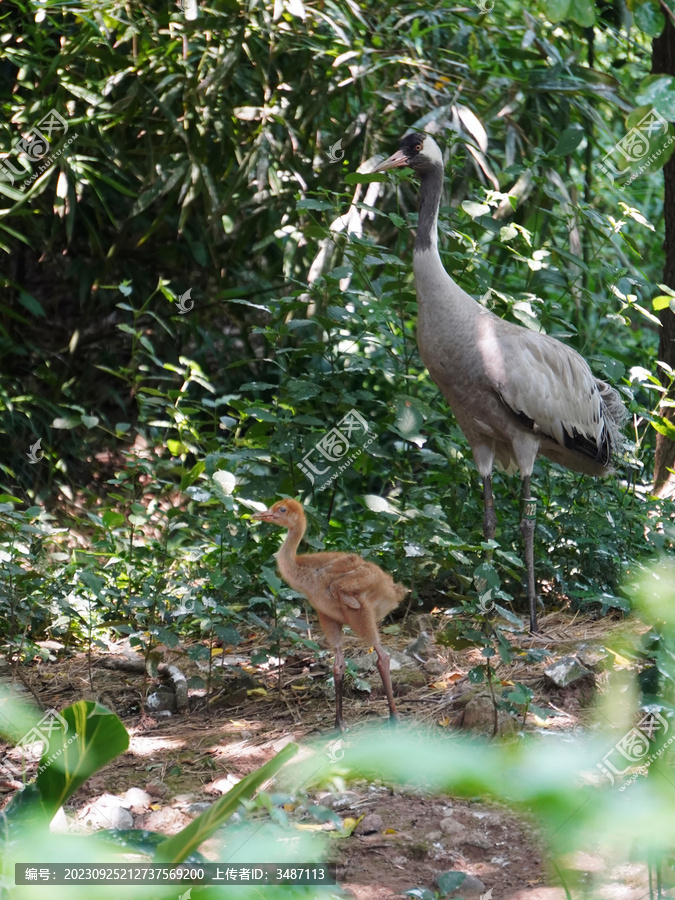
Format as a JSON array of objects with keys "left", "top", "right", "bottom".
[{"left": 374, "top": 132, "right": 627, "bottom": 632}]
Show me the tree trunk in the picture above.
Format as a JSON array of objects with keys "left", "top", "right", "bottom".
[{"left": 652, "top": 15, "right": 675, "bottom": 498}]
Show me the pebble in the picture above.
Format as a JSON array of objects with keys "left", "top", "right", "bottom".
[
  {"left": 354, "top": 813, "right": 383, "bottom": 835},
  {"left": 439, "top": 817, "right": 467, "bottom": 844},
  {"left": 328, "top": 791, "right": 360, "bottom": 810},
  {"left": 146, "top": 780, "right": 169, "bottom": 798},
  {"left": 124, "top": 787, "right": 151, "bottom": 808}
]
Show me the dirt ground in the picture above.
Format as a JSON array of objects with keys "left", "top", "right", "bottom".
[{"left": 0, "top": 609, "right": 656, "bottom": 899}]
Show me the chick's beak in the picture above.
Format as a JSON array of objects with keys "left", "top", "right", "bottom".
[
  {"left": 373, "top": 148, "right": 409, "bottom": 173},
  {"left": 251, "top": 508, "right": 275, "bottom": 522}
]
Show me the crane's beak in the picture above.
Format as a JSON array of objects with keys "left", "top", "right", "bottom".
[
  {"left": 251, "top": 508, "right": 276, "bottom": 522},
  {"left": 373, "top": 148, "right": 409, "bottom": 173}
]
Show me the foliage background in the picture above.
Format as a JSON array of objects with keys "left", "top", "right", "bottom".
[{"left": 0, "top": 0, "right": 673, "bottom": 665}]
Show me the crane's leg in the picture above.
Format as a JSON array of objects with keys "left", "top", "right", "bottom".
[
  {"left": 374, "top": 642, "right": 399, "bottom": 723},
  {"left": 482, "top": 475, "right": 497, "bottom": 541},
  {"left": 333, "top": 645, "right": 346, "bottom": 731},
  {"left": 519, "top": 475, "right": 539, "bottom": 633},
  {"left": 318, "top": 612, "right": 347, "bottom": 731}
]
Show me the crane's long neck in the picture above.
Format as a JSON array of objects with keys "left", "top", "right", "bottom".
[
  {"left": 413, "top": 163, "right": 478, "bottom": 318},
  {"left": 415, "top": 164, "right": 443, "bottom": 255},
  {"left": 276, "top": 519, "right": 306, "bottom": 591}
]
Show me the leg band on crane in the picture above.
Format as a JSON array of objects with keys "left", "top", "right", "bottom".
[{"left": 522, "top": 497, "right": 537, "bottom": 521}]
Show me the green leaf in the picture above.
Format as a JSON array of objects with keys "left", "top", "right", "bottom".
[
  {"left": 567, "top": 0, "right": 596, "bottom": 26},
  {"left": 214, "top": 626, "right": 242, "bottom": 645},
  {"left": 154, "top": 743, "right": 298, "bottom": 863},
  {"left": 80, "top": 571, "right": 103, "bottom": 596},
  {"left": 262, "top": 566, "right": 283, "bottom": 592},
  {"left": 544, "top": 0, "right": 570, "bottom": 22},
  {"left": 129, "top": 165, "right": 187, "bottom": 217},
  {"left": 62, "top": 82, "right": 106, "bottom": 106},
  {"left": 551, "top": 126, "right": 585, "bottom": 157},
  {"left": 495, "top": 549, "right": 523, "bottom": 567},
  {"left": 651, "top": 417, "right": 675, "bottom": 440},
  {"left": 468, "top": 665, "right": 486, "bottom": 683},
  {"left": 462, "top": 200, "right": 491, "bottom": 218},
  {"left": 102, "top": 510, "right": 126, "bottom": 529},
  {"left": 296, "top": 199, "right": 333, "bottom": 211},
  {"left": 653, "top": 295, "right": 675, "bottom": 312},
  {"left": 437, "top": 871, "right": 467, "bottom": 892},
  {"left": 495, "top": 604, "right": 525, "bottom": 628},
  {"left": 36, "top": 702, "right": 129, "bottom": 818},
  {"left": 633, "top": 0, "right": 664, "bottom": 35},
  {"left": 286, "top": 378, "right": 322, "bottom": 401},
  {"left": 17, "top": 292, "right": 46, "bottom": 317},
  {"left": 474, "top": 562, "right": 500, "bottom": 593},
  {"left": 636, "top": 75, "right": 675, "bottom": 118}
]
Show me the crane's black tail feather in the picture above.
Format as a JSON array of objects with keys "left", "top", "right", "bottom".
[{"left": 598, "top": 380, "right": 629, "bottom": 462}]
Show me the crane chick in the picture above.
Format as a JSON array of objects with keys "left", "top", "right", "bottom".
[{"left": 252, "top": 499, "right": 407, "bottom": 729}]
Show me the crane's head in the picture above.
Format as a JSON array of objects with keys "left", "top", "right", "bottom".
[
  {"left": 251, "top": 498, "right": 305, "bottom": 529},
  {"left": 374, "top": 133, "right": 444, "bottom": 175}
]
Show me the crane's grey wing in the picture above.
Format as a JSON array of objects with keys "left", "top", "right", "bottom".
[{"left": 486, "top": 326, "right": 618, "bottom": 464}]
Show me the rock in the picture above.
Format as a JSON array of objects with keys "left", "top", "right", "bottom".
[
  {"left": 470, "top": 810, "right": 502, "bottom": 827},
  {"left": 424, "top": 659, "right": 446, "bottom": 675},
  {"left": 50, "top": 807, "right": 69, "bottom": 833},
  {"left": 433, "top": 804, "right": 454, "bottom": 815},
  {"left": 96, "top": 792, "right": 126, "bottom": 807},
  {"left": 426, "top": 830, "right": 442, "bottom": 841},
  {"left": 577, "top": 644, "right": 609, "bottom": 670},
  {"left": 399, "top": 669, "right": 430, "bottom": 688},
  {"left": 439, "top": 817, "right": 467, "bottom": 844},
  {"left": 79, "top": 797, "right": 134, "bottom": 831},
  {"left": 206, "top": 774, "right": 240, "bottom": 795},
  {"left": 146, "top": 780, "right": 169, "bottom": 798},
  {"left": 461, "top": 831, "right": 492, "bottom": 849},
  {"left": 389, "top": 648, "right": 416, "bottom": 669},
  {"left": 124, "top": 787, "right": 151, "bottom": 808},
  {"left": 544, "top": 655, "right": 594, "bottom": 688},
  {"left": 354, "top": 813, "right": 383, "bottom": 835},
  {"left": 404, "top": 632, "right": 431, "bottom": 659},
  {"left": 146, "top": 686, "right": 176, "bottom": 713},
  {"left": 135, "top": 807, "right": 191, "bottom": 834},
  {"left": 328, "top": 791, "right": 360, "bottom": 810},
  {"left": 353, "top": 648, "right": 414, "bottom": 672},
  {"left": 462, "top": 696, "right": 516, "bottom": 734},
  {"left": 220, "top": 687, "right": 248, "bottom": 708},
  {"left": 186, "top": 801, "right": 213, "bottom": 818},
  {"left": 439, "top": 872, "right": 486, "bottom": 895},
  {"left": 108, "top": 807, "right": 134, "bottom": 830}
]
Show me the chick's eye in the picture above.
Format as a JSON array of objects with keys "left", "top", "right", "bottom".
[
  {"left": 279, "top": 506, "right": 287, "bottom": 512},
  {"left": 413, "top": 143, "right": 422, "bottom": 152}
]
